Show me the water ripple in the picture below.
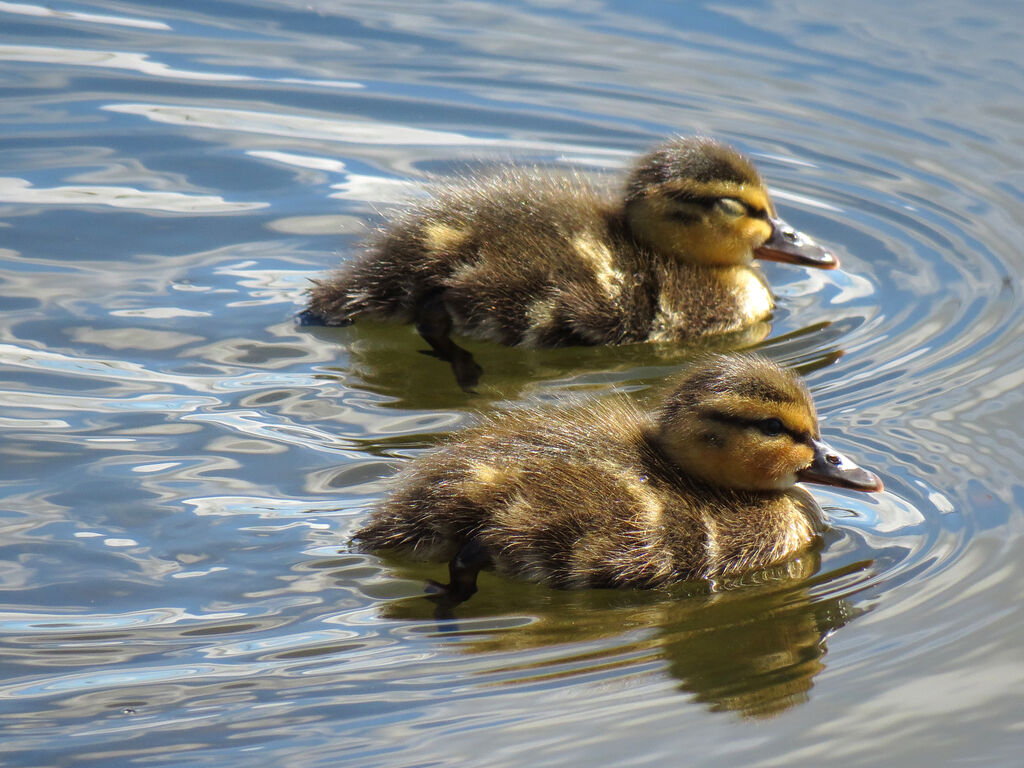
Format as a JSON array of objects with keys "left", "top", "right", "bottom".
[{"left": 1, "top": 0, "right": 1022, "bottom": 765}]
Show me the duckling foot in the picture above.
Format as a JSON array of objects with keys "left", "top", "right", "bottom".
[
  {"left": 414, "top": 291, "right": 484, "bottom": 392},
  {"left": 424, "top": 539, "right": 493, "bottom": 612}
]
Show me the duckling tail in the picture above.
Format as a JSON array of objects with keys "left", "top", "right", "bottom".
[
  {"left": 302, "top": 275, "right": 374, "bottom": 327},
  {"left": 295, "top": 307, "right": 352, "bottom": 326}
]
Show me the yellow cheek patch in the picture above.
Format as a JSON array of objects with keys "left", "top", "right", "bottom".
[
  {"left": 739, "top": 218, "right": 772, "bottom": 248},
  {"left": 791, "top": 443, "right": 814, "bottom": 470},
  {"left": 681, "top": 222, "right": 738, "bottom": 266},
  {"left": 732, "top": 435, "right": 813, "bottom": 489},
  {"left": 630, "top": 203, "right": 720, "bottom": 264}
]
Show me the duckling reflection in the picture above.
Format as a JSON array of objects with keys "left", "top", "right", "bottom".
[
  {"left": 303, "top": 136, "right": 837, "bottom": 389},
  {"left": 310, "top": 316, "right": 773, "bottom": 411},
  {"left": 354, "top": 355, "right": 882, "bottom": 603},
  {"left": 310, "top": 311, "right": 842, "bottom": 411},
  {"left": 376, "top": 549, "right": 869, "bottom": 718}
]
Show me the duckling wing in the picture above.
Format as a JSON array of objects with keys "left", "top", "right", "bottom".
[
  {"left": 477, "top": 453, "right": 696, "bottom": 588},
  {"left": 355, "top": 404, "right": 672, "bottom": 581},
  {"left": 444, "top": 173, "right": 656, "bottom": 347},
  {"left": 425, "top": 405, "right": 713, "bottom": 586}
]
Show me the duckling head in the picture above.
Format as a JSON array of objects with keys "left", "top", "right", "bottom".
[
  {"left": 624, "top": 137, "right": 838, "bottom": 270},
  {"left": 651, "top": 355, "right": 882, "bottom": 493}
]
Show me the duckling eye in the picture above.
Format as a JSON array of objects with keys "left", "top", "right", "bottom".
[
  {"left": 755, "top": 418, "right": 785, "bottom": 437},
  {"left": 715, "top": 198, "right": 747, "bottom": 218}
]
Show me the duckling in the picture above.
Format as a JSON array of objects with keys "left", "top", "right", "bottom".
[
  {"left": 303, "top": 137, "right": 837, "bottom": 390},
  {"left": 353, "top": 354, "right": 881, "bottom": 602}
]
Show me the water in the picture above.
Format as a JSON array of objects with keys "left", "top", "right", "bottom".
[{"left": 1, "top": 1, "right": 1022, "bottom": 765}]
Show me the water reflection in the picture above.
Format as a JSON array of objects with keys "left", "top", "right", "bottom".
[
  {"left": 310, "top": 315, "right": 857, "bottom": 409},
  {"left": 375, "top": 551, "right": 867, "bottom": 719}
]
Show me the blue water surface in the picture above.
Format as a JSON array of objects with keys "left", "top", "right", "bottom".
[{"left": 1, "top": 1, "right": 1022, "bottom": 766}]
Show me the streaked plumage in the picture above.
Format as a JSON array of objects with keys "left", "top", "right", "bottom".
[
  {"left": 304, "top": 137, "right": 837, "bottom": 389},
  {"left": 354, "top": 355, "right": 882, "bottom": 601}
]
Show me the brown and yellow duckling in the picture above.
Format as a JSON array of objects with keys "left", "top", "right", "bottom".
[
  {"left": 354, "top": 354, "right": 882, "bottom": 602},
  {"left": 303, "top": 137, "right": 838, "bottom": 389}
]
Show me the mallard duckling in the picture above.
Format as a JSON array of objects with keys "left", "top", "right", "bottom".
[
  {"left": 354, "top": 354, "right": 881, "bottom": 602},
  {"left": 303, "top": 137, "right": 837, "bottom": 389}
]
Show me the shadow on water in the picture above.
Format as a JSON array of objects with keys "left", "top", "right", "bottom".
[{"left": 367, "top": 549, "right": 870, "bottom": 719}]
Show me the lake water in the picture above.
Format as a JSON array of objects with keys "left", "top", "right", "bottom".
[{"left": 1, "top": 1, "right": 1022, "bottom": 765}]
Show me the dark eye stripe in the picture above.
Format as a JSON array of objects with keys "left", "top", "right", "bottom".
[
  {"left": 734, "top": 199, "right": 769, "bottom": 219},
  {"left": 668, "top": 209, "right": 702, "bottom": 224},
  {"left": 664, "top": 192, "right": 769, "bottom": 219},
  {"left": 699, "top": 410, "right": 808, "bottom": 443}
]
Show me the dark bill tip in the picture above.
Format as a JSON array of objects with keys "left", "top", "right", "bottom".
[
  {"left": 796, "top": 438, "right": 884, "bottom": 493},
  {"left": 755, "top": 216, "right": 840, "bottom": 269}
]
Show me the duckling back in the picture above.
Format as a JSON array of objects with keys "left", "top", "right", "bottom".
[{"left": 310, "top": 170, "right": 648, "bottom": 345}]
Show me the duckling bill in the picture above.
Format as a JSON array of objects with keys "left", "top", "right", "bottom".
[
  {"left": 353, "top": 355, "right": 882, "bottom": 603},
  {"left": 303, "top": 136, "right": 838, "bottom": 390}
]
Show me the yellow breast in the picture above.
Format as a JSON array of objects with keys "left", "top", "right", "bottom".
[{"left": 725, "top": 266, "right": 774, "bottom": 325}]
